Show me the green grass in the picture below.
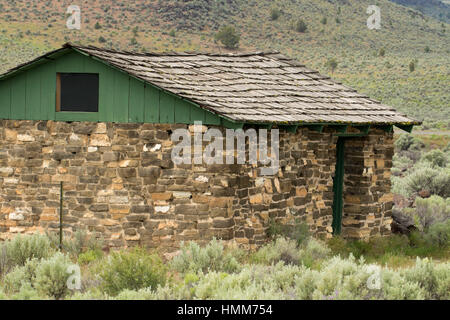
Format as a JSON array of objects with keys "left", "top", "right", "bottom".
[{"left": 327, "top": 233, "right": 450, "bottom": 268}]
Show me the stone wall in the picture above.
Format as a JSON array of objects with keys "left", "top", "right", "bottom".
[
  {"left": 0, "top": 120, "right": 394, "bottom": 251},
  {"left": 341, "top": 132, "right": 394, "bottom": 239}
]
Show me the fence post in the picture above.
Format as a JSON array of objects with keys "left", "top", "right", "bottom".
[{"left": 59, "top": 181, "right": 63, "bottom": 250}]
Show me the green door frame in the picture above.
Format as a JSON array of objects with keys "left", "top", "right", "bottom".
[{"left": 332, "top": 137, "right": 345, "bottom": 235}]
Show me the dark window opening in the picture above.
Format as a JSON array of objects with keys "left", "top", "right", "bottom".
[{"left": 56, "top": 73, "right": 99, "bottom": 112}]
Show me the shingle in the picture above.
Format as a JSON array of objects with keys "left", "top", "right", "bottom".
[{"left": 10, "top": 44, "right": 421, "bottom": 125}]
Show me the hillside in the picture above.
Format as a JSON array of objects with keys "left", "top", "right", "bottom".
[
  {"left": 0, "top": 0, "right": 448, "bottom": 128},
  {"left": 389, "top": 0, "right": 450, "bottom": 22}
]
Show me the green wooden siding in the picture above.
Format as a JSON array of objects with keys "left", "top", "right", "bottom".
[
  {"left": 0, "top": 49, "right": 224, "bottom": 125},
  {"left": 10, "top": 73, "right": 27, "bottom": 119},
  {"left": 128, "top": 78, "right": 145, "bottom": 123},
  {"left": 0, "top": 79, "right": 10, "bottom": 119}
]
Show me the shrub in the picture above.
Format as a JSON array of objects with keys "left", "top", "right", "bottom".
[
  {"left": 295, "top": 255, "right": 380, "bottom": 300},
  {"left": 252, "top": 237, "right": 330, "bottom": 268},
  {"left": 402, "top": 163, "right": 450, "bottom": 198},
  {"left": 99, "top": 247, "right": 167, "bottom": 296},
  {"left": 0, "top": 245, "right": 8, "bottom": 275},
  {"left": 170, "top": 239, "right": 241, "bottom": 274},
  {"left": 294, "top": 255, "right": 428, "bottom": 300},
  {"left": 3, "top": 252, "right": 73, "bottom": 300},
  {"left": 3, "top": 258, "right": 40, "bottom": 294},
  {"left": 58, "top": 230, "right": 103, "bottom": 257},
  {"left": 215, "top": 25, "right": 240, "bottom": 49},
  {"left": 381, "top": 269, "right": 425, "bottom": 300},
  {"left": 192, "top": 263, "right": 298, "bottom": 300},
  {"left": 321, "top": 17, "right": 327, "bottom": 25},
  {"left": 402, "top": 258, "right": 450, "bottom": 299},
  {"left": 433, "top": 262, "right": 450, "bottom": 300},
  {"left": 1, "top": 234, "right": 53, "bottom": 273},
  {"left": 9, "top": 284, "right": 42, "bottom": 300},
  {"left": 414, "top": 196, "right": 450, "bottom": 231},
  {"left": 114, "top": 288, "right": 155, "bottom": 300},
  {"left": 325, "top": 58, "right": 338, "bottom": 73},
  {"left": 270, "top": 7, "right": 281, "bottom": 21},
  {"left": 409, "top": 60, "right": 415, "bottom": 72},
  {"left": 252, "top": 237, "right": 300, "bottom": 265},
  {"left": 298, "top": 238, "right": 331, "bottom": 268},
  {"left": 34, "top": 253, "right": 73, "bottom": 300},
  {"left": 294, "top": 19, "right": 308, "bottom": 33},
  {"left": 395, "top": 134, "right": 424, "bottom": 151},
  {"left": 421, "top": 149, "right": 448, "bottom": 168},
  {"left": 78, "top": 249, "right": 103, "bottom": 265},
  {"left": 267, "top": 218, "right": 310, "bottom": 245},
  {"left": 379, "top": 48, "right": 385, "bottom": 57},
  {"left": 69, "top": 289, "right": 110, "bottom": 300},
  {"left": 423, "top": 220, "right": 450, "bottom": 248}
]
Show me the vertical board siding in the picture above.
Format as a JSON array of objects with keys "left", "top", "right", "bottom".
[
  {"left": 26, "top": 70, "right": 41, "bottom": 120},
  {"left": 40, "top": 62, "right": 56, "bottom": 120},
  {"left": 128, "top": 78, "right": 145, "bottom": 122},
  {"left": 0, "top": 81, "right": 11, "bottom": 119},
  {"left": 99, "top": 63, "right": 115, "bottom": 123},
  {"left": 10, "top": 73, "right": 27, "bottom": 119},
  {"left": 159, "top": 92, "right": 175, "bottom": 123},
  {"left": 144, "top": 84, "right": 159, "bottom": 123},
  {"left": 190, "top": 103, "right": 206, "bottom": 123},
  {"left": 174, "top": 99, "right": 192, "bottom": 124},
  {"left": 205, "top": 109, "right": 221, "bottom": 125},
  {"left": 113, "top": 71, "right": 130, "bottom": 122},
  {"left": 0, "top": 49, "right": 223, "bottom": 125},
  {"left": 55, "top": 52, "right": 85, "bottom": 72}
]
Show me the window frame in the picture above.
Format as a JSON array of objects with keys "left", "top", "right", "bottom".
[{"left": 55, "top": 72, "right": 100, "bottom": 113}]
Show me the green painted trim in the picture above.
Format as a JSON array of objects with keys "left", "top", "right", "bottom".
[
  {"left": 395, "top": 124, "right": 414, "bottom": 133},
  {"left": 205, "top": 110, "right": 221, "bottom": 125},
  {"left": 330, "top": 125, "right": 348, "bottom": 133},
  {"left": 0, "top": 47, "right": 72, "bottom": 81},
  {"left": 332, "top": 137, "right": 345, "bottom": 235},
  {"left": 375, "top": 125, "right": 393, "bottom": 133},
  {"left": 353, "top": 124, "right": 371, "bottom": 135},
  {"left": 305, "top": 124, "right": 324, "bottom": 133},
  {"left": 55, "top": 112, "right": 99, "bottom": 122},
  {"left": 283, "top": 125, "right": 298, "bottom": 133},
  {"left": 258, "top": 123, "right": 273, "bottom": 130},
  {"left": 221, "top": 118, "right": 244, "bottom": 129}
]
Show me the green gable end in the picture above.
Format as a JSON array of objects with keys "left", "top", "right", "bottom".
[{"left": 0, "top": 49, "right": 224, "bottom": 125}]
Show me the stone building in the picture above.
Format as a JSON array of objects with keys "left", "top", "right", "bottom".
[{"left": 0, "top": 43, "right": 419, "bottom": 250}]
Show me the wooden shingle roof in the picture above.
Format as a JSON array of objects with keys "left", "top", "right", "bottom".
[{"left": 2, "top": 43, "right": 420, "bottom": 125}]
